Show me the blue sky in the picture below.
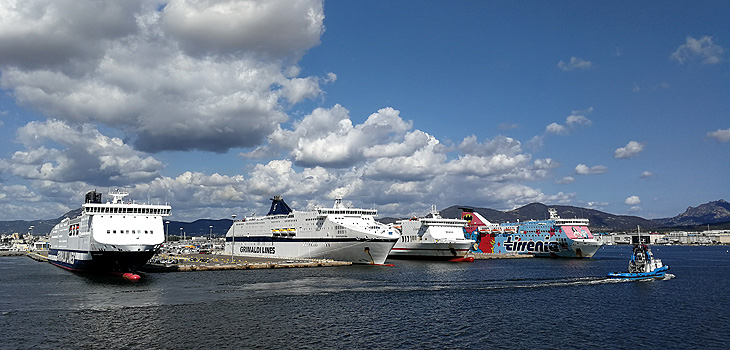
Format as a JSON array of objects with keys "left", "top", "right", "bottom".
[{"left": 0, "top": 0, "right": 727, "bottom": 222}]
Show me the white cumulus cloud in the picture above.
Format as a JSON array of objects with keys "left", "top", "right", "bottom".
[
  {"left": 545, "top": 123, "right": 567, "bottom": 135},
  {"left": 671, "top": 36, "right": 724, "bottom": 64},
  {"left": 0, "top": 0, "right": 328, "bottom": 153},
  {"left": 707, "top": 128, "right": 730, "bottom": 142},
  {"left": 575, "top": 164, "right": 608, "bottom": 175},
  {"left": 558, "top": 56, "right": 593, "bottom": 71},
  {"left": 0, "top": 120, "right": 163, "bottom": 185},
  {"left": 556, "top": 176, "right": 575, "bottom": 184},
  {"left": 614, "top": 141, "right": 644, "bottom": 159},
  {"left": 625, "top": 195, "right": 641, "bottom": 205}
]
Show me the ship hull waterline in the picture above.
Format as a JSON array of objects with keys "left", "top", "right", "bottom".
[
  {"left": 388, "top": 241, "right": 473, "bottom": 260},
  {"left": 48, "top": 247, "right": 158, "bottom": 275},
  {"left": 226, "top": 237, "right": 397, "bottom": 265}
]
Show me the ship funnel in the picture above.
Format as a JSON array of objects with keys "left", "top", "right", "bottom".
[
  {"left": 267, "top": 195, "right": 292, "bottom": 216},
  {"left": 85, "top": 190, "right": 102, "bottom": 204},
  {"left": 333, "top": 196, "right": 344, "bottom": 209}
]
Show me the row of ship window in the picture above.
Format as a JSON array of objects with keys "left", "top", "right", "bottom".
[
  {"left": 68, "top": 225, "right": 81, "bottom": 236},
  {"left": 63, "top": 226, "right": 154, "bottom": 236},
  {"left": 86, "top": 207, "right": 171, "bottom": 215},
  {"left": 106, "top": 230, "right": 154, "bottom": 234}
]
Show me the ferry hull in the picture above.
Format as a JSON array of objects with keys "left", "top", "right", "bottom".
[
  {"left": 389, "top": 241, "right": 473, "bottom": 259},
  {"left": 48, "top": 247, "right": 157, "bottom": 274},
  {"left": 466, "top": 233, "right": 602, "bottom": 258},
  {"left": 47, "top": 190, "right": 170, "bottom": 276},
  {"left": 227, "top": 237, "right": 397, "bottom": 265}
]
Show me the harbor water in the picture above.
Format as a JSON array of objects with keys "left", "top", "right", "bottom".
[{"left": 2, "top": 245, "right": 729, "bottom": 349}]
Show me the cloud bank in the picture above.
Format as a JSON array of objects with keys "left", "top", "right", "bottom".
[
  {"left": 0, "top": 1, "right": 653, "bottom": 221},
  {"left": 0, "top": 0, "right": 328, "bottom": 153}
]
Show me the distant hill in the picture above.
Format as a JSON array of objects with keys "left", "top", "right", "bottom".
[
  {"left": 3, "top": 199, "right": 728, "bottom": 235},
  {"left": 654, "top": 199, "right": 730, "bottom": 227},
  {"left": 440, "top": 203, "right": 658, "bottom": 231}
]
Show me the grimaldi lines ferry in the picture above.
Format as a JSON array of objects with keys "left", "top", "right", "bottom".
[
  {"left": 225, "top": 196, "right": 399, "bottom": 264},
  {"left": 389, "top": 205, "right": 475, "bottom": 259},
  {"left": 462, "top": 208, "right": 602, "bottom": 258},
  {"left": 48, "top": 190, "right": 171, "bottom": 276}
]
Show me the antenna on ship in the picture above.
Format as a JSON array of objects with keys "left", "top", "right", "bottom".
[
  {"left": 109, "top": 188, "right": 129, "bottom": 204},
  {"left": 429, "top": 205, "right": 441, "bottom": 218},
  {"left": 548, "top": 208, "right": 559, "bottom": 220}
]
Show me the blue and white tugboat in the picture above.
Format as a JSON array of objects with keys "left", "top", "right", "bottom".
[{"left": 607, "top": 227, "right": 669, "bottom": 280}]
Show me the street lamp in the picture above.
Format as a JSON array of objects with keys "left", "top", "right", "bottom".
[
  {"left": 165, "top": 221, "right": 170, "bottom": 243},
  {"left": 180, "top": 227, "right": 184, "bottom": 243},
  {"left": 231, "top": 214, "right": 237, "bottom": 263},
  {"left": 209, "top": 225, "right": 213, "bottom": 250}
]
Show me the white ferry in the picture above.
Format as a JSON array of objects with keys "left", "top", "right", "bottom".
[
  {"left": 225, "top": 196, "right": 399, "bottom": 264},
  {"left": 463, "top": 208, "right": 602, "bottom": 258},
  {"left": 389, "top": 205, "right": 474, "bottom": 259},
  {"left": 48, "top": 190, "right": 171, "bottom": 275}
]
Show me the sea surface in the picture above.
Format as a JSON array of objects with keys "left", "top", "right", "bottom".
[{"left": 1, "top": 245, "right": 729, "bottom": 349}]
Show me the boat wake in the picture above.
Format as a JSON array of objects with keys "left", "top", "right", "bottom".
[{"left": 217, "top": 275, "right": 662, "bottom": 298}]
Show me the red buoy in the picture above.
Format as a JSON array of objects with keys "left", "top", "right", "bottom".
[
  {"left": 122, "top": 273, "right": 141, "bottom": 281},
  {"left": 449, "top": 257, "right": 475, "bottom": 262}
]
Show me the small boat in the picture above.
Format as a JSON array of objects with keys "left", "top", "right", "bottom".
[{"left": 607, "top": 226, "right": 669, "bottom": 280}]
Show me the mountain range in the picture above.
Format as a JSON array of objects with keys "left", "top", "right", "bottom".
[{"left": 4, "top": 199, "right": 729, "bottom": 236}]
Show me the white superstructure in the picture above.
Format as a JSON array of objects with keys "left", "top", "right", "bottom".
[
  {"left": 225, "top": 196, "right": 399, "bottom": 264},
  {"left": 390, "top": 205, "right": 474, "bottom": 259},
  {"left": 48, "top": 190, "right": 171, "bottom": 274}
]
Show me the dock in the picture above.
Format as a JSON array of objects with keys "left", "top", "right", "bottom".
[
  {"left": 0, "top": 251, "right": 29, "bottom": 257},
  {"left": 26, "top": 251, "right": 49, "bottom": 262},
  {"left": 142, "top": 253, "right": 351, "bottom": 272}
]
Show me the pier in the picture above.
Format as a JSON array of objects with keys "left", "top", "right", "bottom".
[
  {"left": 14, "top": 250, "right": 530, "bottom": 271},
  {"left": 25, "top": 251, "right": 48, "bottom": 262},
  {"left": 0, "top": 251, "right": 28, "bottom": 257},
  {"left": 143, "top": 253, "right": 351, "bottom": 272}
]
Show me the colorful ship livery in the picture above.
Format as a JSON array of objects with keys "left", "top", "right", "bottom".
[{"left": 461, "top": 207, "right": 602, "bottom": 258}]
